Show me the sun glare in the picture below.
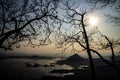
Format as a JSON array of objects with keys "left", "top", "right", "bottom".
[{"left": 89, "top": 16, "right": 98, "bottom": 26}]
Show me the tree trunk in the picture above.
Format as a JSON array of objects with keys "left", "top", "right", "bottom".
[
  {"left": 81, "top": 13, "right": 96, "bottom": 80},
  {"left": 105, "top": 36, "right": 115, "bottom": 65}
]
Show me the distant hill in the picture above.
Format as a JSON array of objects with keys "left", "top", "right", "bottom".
[
  {"left": 56, "top": 54, "right": 86, "bottom": 68},
  {"left": 65, "top": 53, "right": 84, "bottom": 62}
]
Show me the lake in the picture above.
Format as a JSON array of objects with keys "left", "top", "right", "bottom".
[
  {"left": 0, "top": 57, "right": 120, "bottom": 80},
  {"left": 0, "top": 58, "right": 74, "bottom": 80}
]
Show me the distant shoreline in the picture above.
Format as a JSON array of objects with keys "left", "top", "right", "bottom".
[{"left": 0, "top": 55, "right": 59, "bottom": 60}]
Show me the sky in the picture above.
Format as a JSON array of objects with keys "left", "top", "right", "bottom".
[{"left": 0, "top": 0, "right": 120, "bottom": 57}]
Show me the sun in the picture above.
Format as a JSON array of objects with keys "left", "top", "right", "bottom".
[{"left": 89, "top": 16, "right": 98, "bottom": 26}]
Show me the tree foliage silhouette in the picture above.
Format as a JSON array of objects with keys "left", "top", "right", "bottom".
[
  {"left": 54, "top": 0, "right": 120, "bottom": 80},
  {"left": 0, "top": 0, "right": 60, "bottom": 50}
]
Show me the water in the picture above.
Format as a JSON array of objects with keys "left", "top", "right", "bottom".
[
  {"left": 1, "top": 58, "right": 119, "bottom": 80},
  {"left": 0, "top": 58, "right": 73, "bottom": 80}
]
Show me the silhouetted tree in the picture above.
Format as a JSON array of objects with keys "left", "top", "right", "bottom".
[
  {"left": 55, "top": 0, "right": 96, "bottom": 79},
  {"left": 55, "top": 0, "right": 120, "bottom": 79},
  {"left": 97, "top": 30, "right": 120, "bottom": 66},
  {"left": 0, "top": 0, "right": 60, "bottom": 50},
  {"left": 86, "top": 0, "right": 120, "bottom": 70}
]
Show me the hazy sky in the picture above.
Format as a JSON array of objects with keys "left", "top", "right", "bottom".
[{"left": 0, "top": 0, "right": 120, "bottom": 57}]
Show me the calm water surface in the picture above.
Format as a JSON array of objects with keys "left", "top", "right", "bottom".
[{"left": 0, "top": 58, "right": 73, "bottom": 80}]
